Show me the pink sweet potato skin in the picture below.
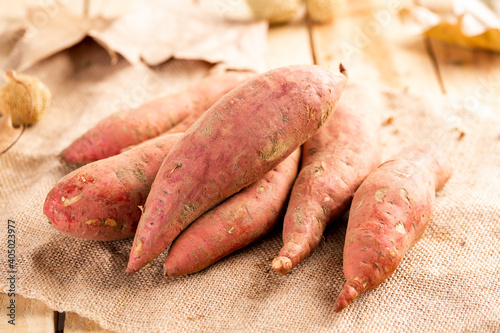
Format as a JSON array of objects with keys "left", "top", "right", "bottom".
[
  {"left": 272, "top": 100, "right": 381, "bottom": 274},
  {"left": 333, "top": 146, "right": 452, "bottom": 312},
  {"left": 125, "top": 64, "right": 348, "bottom": 274},
  {"left": 44, "top": 133, "right": 182, "bottom": 241},
  {"left": 61, "top": 71, "right": 252, "bottom": 164},
  {"left": 164, "top": 149, "right": 301, "bottom": 277},
  {"left": 165, "top": 71, "right": 255, "bottom": 134}
]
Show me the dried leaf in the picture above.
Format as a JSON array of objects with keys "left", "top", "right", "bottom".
[
  {"left": 0, "top": 113, "right": 23, "bottom": 155},
  {"left": 0, "top": 28, "right": 24, "bottom": 65},
  {"left": 2, "top": 0, "right": 131, "bottom": 71},
  {"left": 1, "top": 0, "right": 268, "bottom": 73},
  {"left": 0, "top": 0, "right": 27, "bottom": 34},
  {"left": 89, "top": 0, "right": 268, "bottom": 72},
  {"left": 399, "top": 0, "right": 500, "bottom": 52},
  {"left": 0, "top": 1, "right": 29, "bottom": 64}
]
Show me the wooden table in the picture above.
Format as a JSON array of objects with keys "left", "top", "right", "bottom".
[{"left": 2, "top": 1, "right": 499, "bottom": 331}]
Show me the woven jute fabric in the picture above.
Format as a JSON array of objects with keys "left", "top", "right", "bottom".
[{"left": 1, "top": 40, "right": 499, "bottom": 332}]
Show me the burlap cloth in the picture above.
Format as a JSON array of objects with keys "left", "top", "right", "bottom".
[{"left": 1, "top": 40, "right": 499, "bottom": 332}]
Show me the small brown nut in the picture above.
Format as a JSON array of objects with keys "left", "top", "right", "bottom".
[{"left": 0, "top": 70, "right": 51, "bottom": 126}]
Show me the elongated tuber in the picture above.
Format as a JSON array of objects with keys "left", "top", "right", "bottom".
[
  {"left": 61, "top": 71, "right": 252, "bottom": 164},
  {"left": 273, "top": 99, "right": 381, "bottom": 274},
  {"left": 44, "top": 133, "right": 182, "bottom": 240},
  {"left": 125, "top": 64, "right": 348, "bottom": 274},
  {"left": 164, "top": 149, "right": 301, "bottom": 277},
  {"left": 334, "top": 146, "right": 452, "bottom": 312}
]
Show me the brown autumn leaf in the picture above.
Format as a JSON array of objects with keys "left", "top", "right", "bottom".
[
  {"left": 0, "top": 1, "right": 28, "bottom": 64},
  {"left": 2, "top": 0, "right": 268, "bottom": 73},
  {"left": 2, "top": 0, "right": 131, "bottom": 71},
  {"left": 87, "top": 0, "right": 268, "bottom": 72}
]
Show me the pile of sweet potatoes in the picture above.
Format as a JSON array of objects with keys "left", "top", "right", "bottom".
[{"left": 44, "top": 64, "right": 452, "bottom": 312}]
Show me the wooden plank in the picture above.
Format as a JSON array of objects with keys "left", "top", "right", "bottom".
[
  {"left": 266, "top": 20, "right": 314, "bottom": 70},
  {"left": 0, "top": 293, "right": 56, "bottom": 333},
  {"left": 310, "top": 0, "right": 442, "bottom": 94},
  {"left": 429, "top": 38, "right": 500, "bottom": 107},
  {"left": 64, "top": 312, "right": 114, "bottom": 333}
]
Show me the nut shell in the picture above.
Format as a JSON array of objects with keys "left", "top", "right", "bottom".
[{"left": 0, "top": 70, "right": 51, "bottom": 126}]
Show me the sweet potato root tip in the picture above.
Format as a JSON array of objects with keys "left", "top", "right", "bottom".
[
  {"left": 339, "top": 63, "right": 347, "bottom": 77},
  {"left": 271, "top": 256, "right": 292, "bottom": 274},
  {"left": 124, "top": 267, "right": 135, "bottom": 274},
  {"left": 333, "top": 282, "right": 360, "bottom": 312},
  {"left": 164, "top": 263, "right": 183, "bottom": 277},
  {"left": 164, "top": 266, "right": 173, "bottom": 277}
]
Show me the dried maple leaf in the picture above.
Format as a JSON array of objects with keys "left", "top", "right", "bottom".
[
  {"left": 1, "top": 0, "right": 133, "bottom": 71},
  {"left": 89, "top": 0, "right": 268, "bottom": 72},
  {"left": 1, "top": 0, "right": 268, "bottom": 73},
  {"left": 0, "top": 1, "right": 28, "bottom": 64}
]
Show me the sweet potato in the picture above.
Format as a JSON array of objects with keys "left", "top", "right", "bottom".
[
  {"left": 125, "top": 64, "right": 348, "bottom": 274},
  {"left": 272, "top": 100, "right": 381, "bottom": 274},
  {"left": 44, "top": 133, "right": 182, "bottom": 241},
  {"left": 164, "top": 97, "right": 214, "bottom": 135},
  {"left": 164, "top": 149, "right": 301, "bottom": 277},
  {"left": 333, "top": 146, "right": 452, "bottom": 312},
  {"left": 61, "top": 71, "right": 252, "bottom": 164},
  {"left": 119, "top": 105, "right": 208, "bottom": 154}
]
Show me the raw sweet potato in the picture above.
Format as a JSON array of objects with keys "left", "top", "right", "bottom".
[
  {"left": 61, "top": 71, "right": 252, "bottom": 164},
  {"left": 272, "top": 99, "right": 381, "bottom": 274},
  {"left": 164, "top": 97, "right": 214, "bottom": 134},
  {"left": 125, "top": 64, "right": 348, "bottom": 274},
  {"left": 164, "top": 149, "right": 301, "bottom": 277},
  {"left": 333, "top": 146, "right": 452, "bottom": 312},
  {"left": 44, "top": 133, "right": 182, "bottom": 241},
  {"left": 119, "top": 103, "right": 207, "bottom": 153}
]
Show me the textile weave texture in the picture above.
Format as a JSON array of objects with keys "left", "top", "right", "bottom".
[{"left": 1, "top": 41, "right": 499, "bottom": 332}]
